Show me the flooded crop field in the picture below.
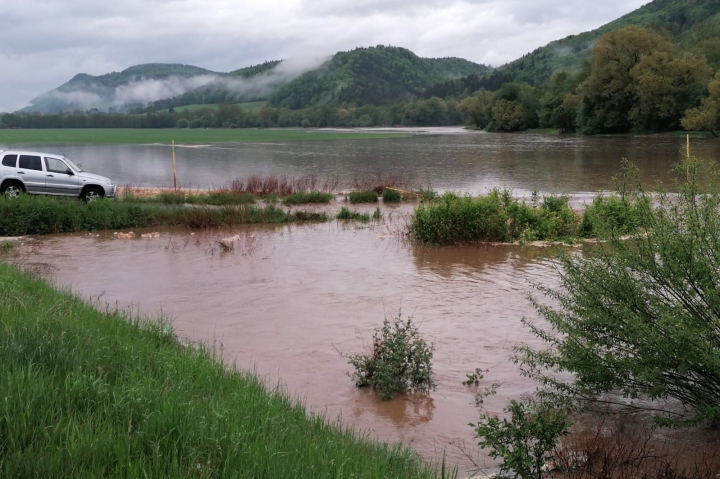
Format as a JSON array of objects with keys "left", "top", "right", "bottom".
[{"left": 4, "top": 129, "right": 720, "bottom": 195}]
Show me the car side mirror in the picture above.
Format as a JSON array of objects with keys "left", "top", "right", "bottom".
[{"left": 67, "top": 170, "right": 74, "bottom": 176}]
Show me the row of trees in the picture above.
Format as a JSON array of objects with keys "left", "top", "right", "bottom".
[
  {"left": 1, "top": 96, "right": 465, "bottom": 129},
  {"left": 455, "top": 26, "right": 719, "bottom": 135}
]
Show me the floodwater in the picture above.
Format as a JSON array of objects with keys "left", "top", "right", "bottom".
[
  {"left": 9, "top": 129, "right": 720, "bottom": 474},
  {"left": 29, "top": 215, "right": 558, "bottom": 474},
  {"left": 4, "top": 128, "right": 720, "bottom": 194}
]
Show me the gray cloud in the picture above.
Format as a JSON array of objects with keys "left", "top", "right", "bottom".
[{"left": 0, "top": 0, "right": 647, "bottom": 112}]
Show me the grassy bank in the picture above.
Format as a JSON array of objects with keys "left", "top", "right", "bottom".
[
  {"left": 0, "top": 262, "right": 444, "bottom": 478},
  {"left": 0, "top": 128, "right": 411, "bottom": 145},
  {"left": 0, "top": 195, "right": 327, "bottom": 236}
]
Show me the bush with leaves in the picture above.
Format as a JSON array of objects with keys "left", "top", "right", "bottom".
[
  {"left": 520, "top": 158, "right": 720, "bottom": 425},
  {"left": 473, "top": 399, "right": 570, "bottom": 479},
  {"left": 347, "top": 313, "right": 435, "bottom": 400}
]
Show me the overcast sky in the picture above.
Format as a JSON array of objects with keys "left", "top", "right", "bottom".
[{"left": 0, "top": 0, "right": 648, "bottom": 112}]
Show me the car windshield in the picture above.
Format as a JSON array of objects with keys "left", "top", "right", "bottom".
[{"left": 63, "top": 158, "right": 83, "bottom": 172}]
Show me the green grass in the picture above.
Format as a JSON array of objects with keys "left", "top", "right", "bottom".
[
  {"left": 122, "top": 191, "right": 256, "bottom": 206},
  {"left": 0, "top": 128, "right": 411, "bottom": 145},
  {"left": 337, "top": 207, "right": 371, "bottom": 221},
  {"left": 348, "top": 190, "right": 379, "bottom": 204},
  {"left": 283, "top": 191, "right": 335, "bottom": 205},
  {"left": 0, "top": 262, "right": 447, "bottom": 478},
  {"left": 382, "top": 189, "right": 402, "bottom": 203},
  {"left": 0, "top": 195, "right": 327, "bottom": 236}
]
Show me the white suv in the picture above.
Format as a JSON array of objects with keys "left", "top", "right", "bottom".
[{"left": 0, "top": 150, "right": 116, "bottom": 202}]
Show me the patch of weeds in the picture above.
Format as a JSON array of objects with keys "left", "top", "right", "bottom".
[
  {"left": 0, "top": 241, "right": 14, "bottom": 253},
  {"left": 419, "top": 189, "right": 438, "bottom": 201},
  {"left": 346, "top": 312, "right": 435, "bottom": 400},
  {"left": 382, "top": 188, "right": 402, "bottom": 203},
  {"left": 348, "top": 190, "right": 379, "bottom": 204},
  {"left": 283, "top": 191, "right": 334, "bottom": 205},
  {"left": 292, "top": 210, "right": 329, "bottom": 221},
  {"left": 337, "top": 207, "right": 370, "bottom": 222},
  {"left": 372, "top": 207, "right": 382, "bottom": 220},
  {"left": 263, "top": 193, "right": 279, "bottom": 204}
]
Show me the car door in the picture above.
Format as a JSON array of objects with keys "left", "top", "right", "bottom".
[
  {"left": 44, "top": 157, "right": 80, "bottom": 195},
  {"left": 17, "top": 155, "right": 46, "bottom": 193}
]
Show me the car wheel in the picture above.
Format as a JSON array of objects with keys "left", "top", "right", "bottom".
[
  {"left": 82, "top": 187, "right": 104, "bottom": 203},
  {"left": 1, "top": 182, "right": 24, "bottom": 200}
]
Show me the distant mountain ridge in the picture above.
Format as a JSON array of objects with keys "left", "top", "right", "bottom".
[
  {"left": 23, "top": 63, "right": 220, "bottom": 113},
  {"left": 23, "top": 47, "right": 491, "bottom": 114}
]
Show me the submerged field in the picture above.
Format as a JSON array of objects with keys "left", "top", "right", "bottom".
[
  {"left": 0, "top": 261, "right": 446, "bottom": 478},
  {"left": 0, "top": 128, "right": 411, "bottom": 145}
]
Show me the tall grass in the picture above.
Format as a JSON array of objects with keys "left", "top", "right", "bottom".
[
  {"left": 337, "top": 207, "right": 371, "bottom": 221},
  {"left": 348, "top": 190, "right": 379, "bottom": 204},
  {"left": 0, "top": 262, "right": 445, "bottom": 478},
  {"left": 0, "top": 196, "right": 326, "bottom": 236},
  {"left": 382, "top": 188, "right": 402, "bottom": 203},
  {"left": 283, "top": 191, "right": 335, "bottom": 205},
  {"left": 122, "top": 190, "right": 256, "bottom": 206},
  {"left": 410, "top": 190, "right": 581, "bottom": 245}
]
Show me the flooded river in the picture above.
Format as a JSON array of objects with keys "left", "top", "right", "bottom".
[
  {"left": 9, "top": 130, "right": 720, "bottom": 473},
  {"left": 29, "top": 215, "right": 558, "bottom": 473},
  {"left": 3, "top": 128, "right": 720, "bottom": 194}
]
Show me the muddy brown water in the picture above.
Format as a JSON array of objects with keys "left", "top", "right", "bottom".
[{"left": 24, "top": 212, "right": 559, "bottom": 474}]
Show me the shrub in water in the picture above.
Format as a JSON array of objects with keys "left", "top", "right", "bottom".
[
  {"left": 410, "top": 190, "right": 581, "bottom": 245},
  {"left": 347, "top": 312, "right": 435, "bottom": 400},
  {"left": 382, "top": 188, "right": 402, "bottom": 203},
  {"left": 349, "top": 190, "right": 379, "bottom": 204},
  {"left": 472, "top": 400, "right": 570, "bottom": 479}
]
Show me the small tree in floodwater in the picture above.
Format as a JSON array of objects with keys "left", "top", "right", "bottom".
[
  {"left": 519, "top": 158, "right": 720, "bottom": 425},
  {"left": 347, "top": 312, "right": 435, "bottom": 400}
]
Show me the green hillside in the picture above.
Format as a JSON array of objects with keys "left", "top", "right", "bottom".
[
  {"left": 24, "top": 64, "right": 220, "bottom": 114},
  {"left": 504, "top": 0, "right": 720, "bottom": 85},
  {"left": 427, "top": 0, "right": 720, "bottom": 98},
  {"left": 269, "top": 46, "right": 490, "bottom": 109}
]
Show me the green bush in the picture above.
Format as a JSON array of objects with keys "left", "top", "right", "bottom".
[
  {"left": 283, "top": 191, "right": 334, "bottom": 205},
  {"left": 520, "top": 158, "right": 720, "bottom": 425},
  {"left": 349, "top": 190, "right": 379, "bottom": 204},
  {"left": 347, "top": 313, "right": 435, "bottom": 400},
  {"left": 472, "top": 400, "right": 570, "bottom": 479},
  {"left": 578, "top": 194, "right": 651, "bottom": 237},
  {"left": 410, "top": 190, "right": 581, "bottom": 245},
  {"left": 382, "top": 189, "right": 402, "bottom": 203},
  {"left": 337, "top": 207, "right": 370, "bottom": 221}
]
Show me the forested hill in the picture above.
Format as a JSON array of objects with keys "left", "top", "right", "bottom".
[
  {"left": 269, "top": 46, "right": 490, "bottom": 109},
  {"left": 24, "top": 64, "right": 219, "bottom": 113},
  {"left": 427, "top": 0, "right": 720, "bottom": 97},
  {"left": 158, "top": 46, "right": 491, "bottom": 111},
  {"left": 148, "top": 61, "right": 284, "bottom": 110}
]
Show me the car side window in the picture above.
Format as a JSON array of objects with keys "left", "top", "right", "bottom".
[
  {"left": 18, "top": 155, "right": 43, "bottom": 171},
  {"left": 1, "top": 154, "right": 17, "bottom": 167},
  {"left": 45, "top": 157, "right": 70, "bottom": 174}
]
